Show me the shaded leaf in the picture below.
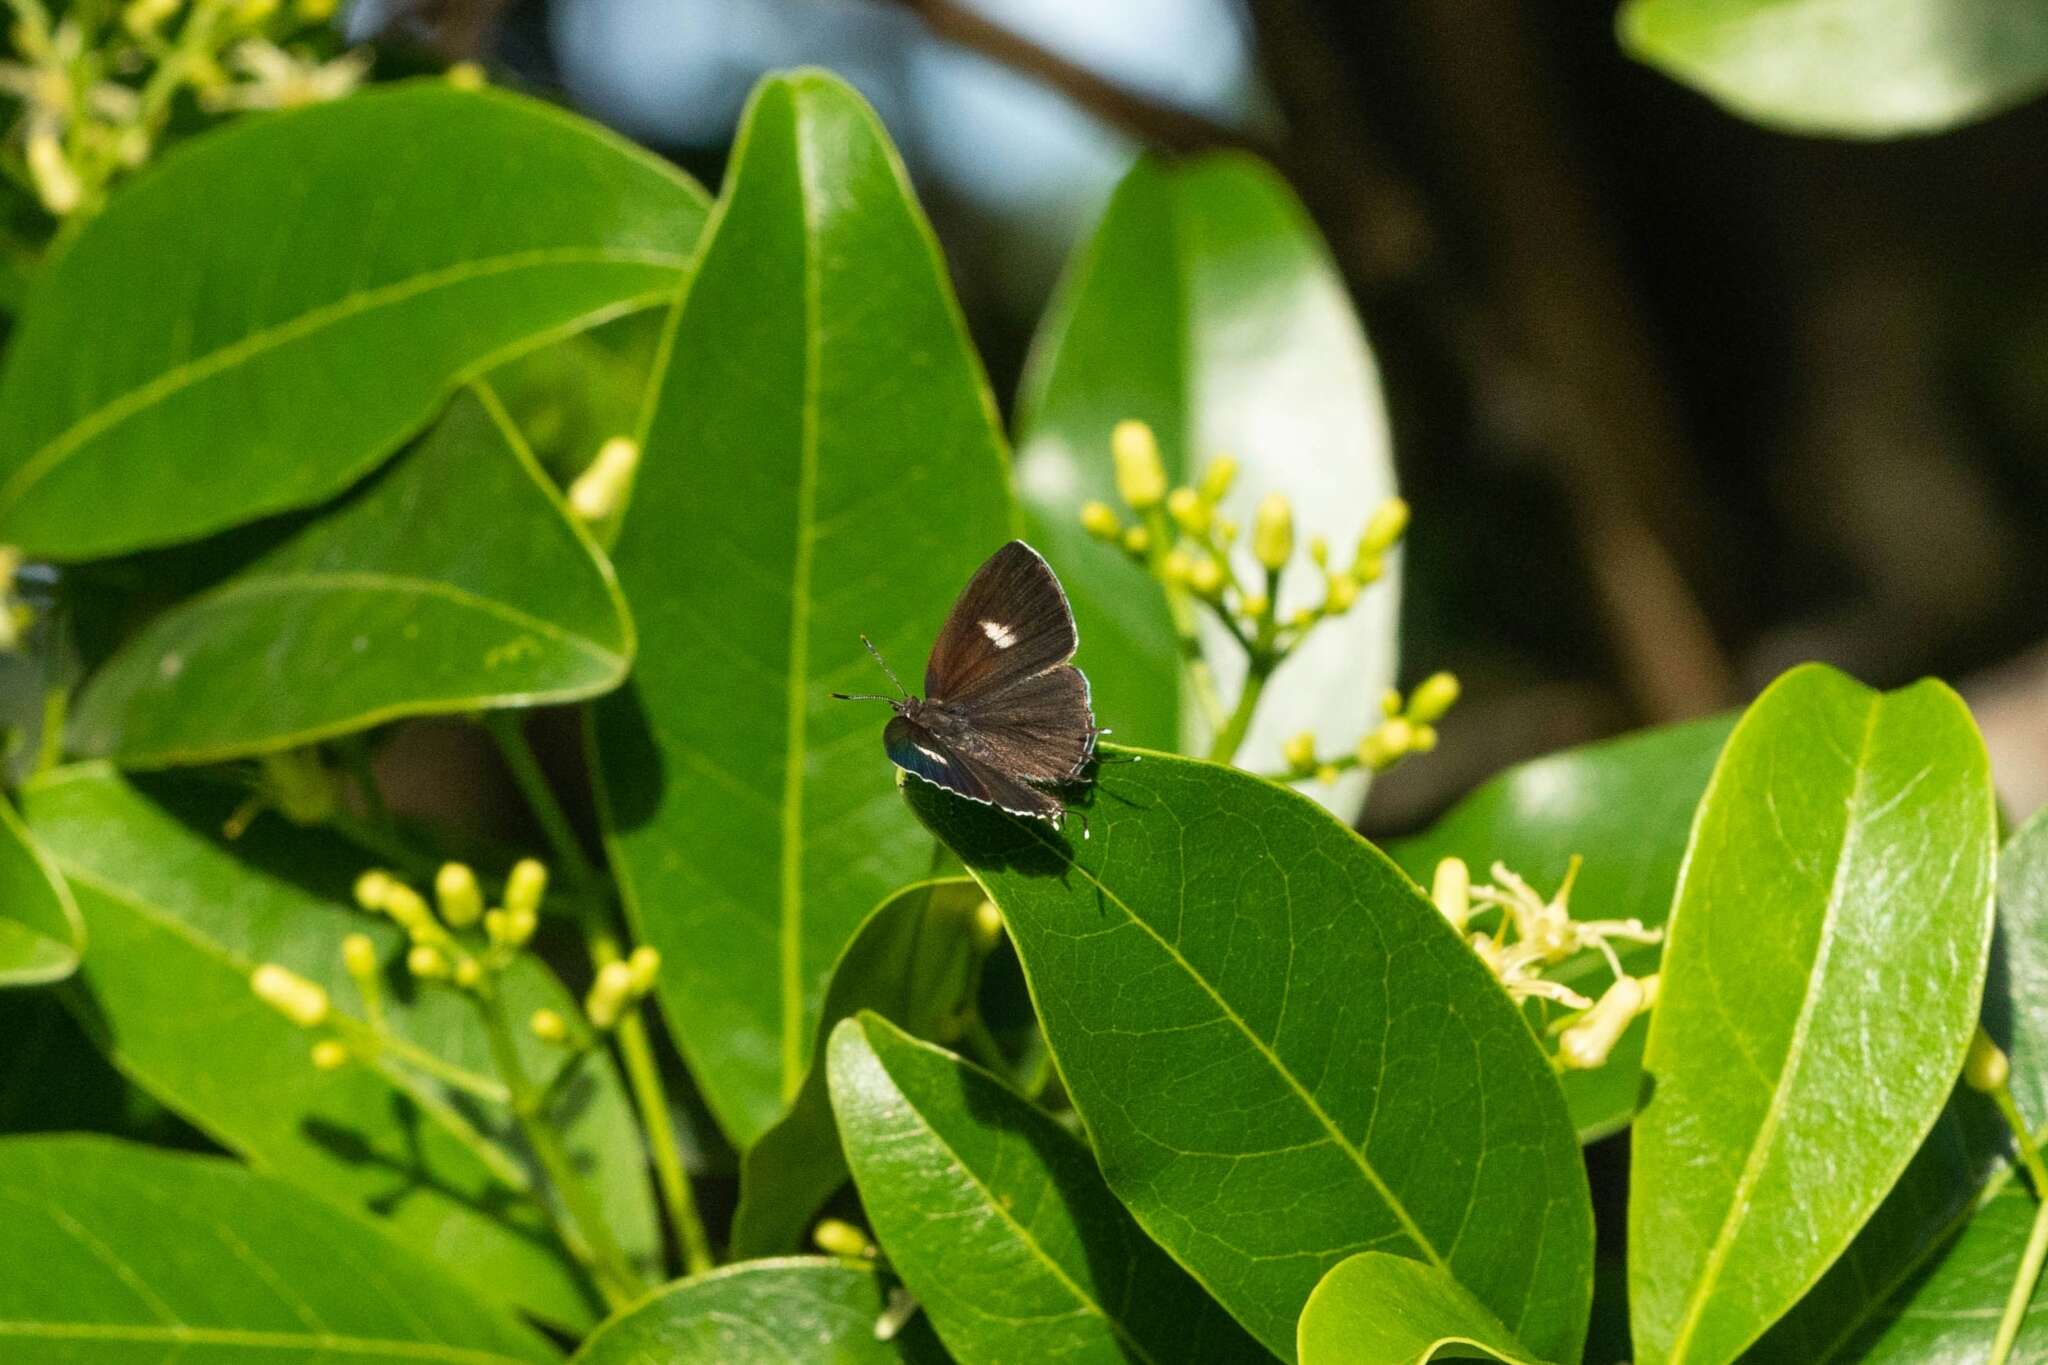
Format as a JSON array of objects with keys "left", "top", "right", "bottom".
[
  {"left": 593, "top": 70, "right": 1014, "bottom": 1147},
  {"left": 0, "top": 82, "right": 708, "bottom": 559},
  {"left": 829, "top": 1012, "right": 1266, "bottom": 1363},
  {"left": 1297, "top": 1252, "right": 1551, "bottom": 1365},
  {"left": 730, "top": 877, "right": 983, "bottom": 1258},
  {"left": 1387, "top": 717, "right": 1734, "bottom": 1141},
  {"left": 0, "top": 1134, "right": 554, "bottom": 1363},
  {"left": 70, "top": 386, "right": 630, "bottom": 766},
  {"left": 570, "top": 1257, "right": 943, "bottom": 1364},
  {"left": 1628, "top": 665, "right": 1998, "bottom": 1365},
  {"left": 0, "top": 990, "right": 200, "bottom": 1144},
  {"left": 908, "top": 746, "right": 1593, "bottom": 1364},
  {"left": 0, "top": 795, "right": 80, "bottom": 986},
  {"left": 1619, "top": 0, "right": 2048, "bottom": 137},
  {"left": 20, "top": 764, "right": 658, "bottom": 1332},
  {"left": 1014, "top": 153, "right": 1397, "bottom": 811}
]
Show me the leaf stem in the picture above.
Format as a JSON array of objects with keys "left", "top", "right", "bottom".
[
  {"left": 1991, "top": 1188, "right": 2048, "bottom": 1365},
  {"left": 1207, "top": 661, "right": 1272, "bottom": 766},
  {"left": 482, "top": 711, "right": 601, "bottom": 890},
  {"left": 474, "top": 982, "right": 644, "bottom": 1308},
  {"left": 1994, "top": 1083, "right": 2048, "bottom": 1199},
  {"left": 1143, "top": 508, "right": 1227, "bottom": 734},
  {"left": 348, "top": 1046, "right": 531, "bottom": 1192},
  {"left": 592, "top": 929, "right": 715, "bottom": 1277}
]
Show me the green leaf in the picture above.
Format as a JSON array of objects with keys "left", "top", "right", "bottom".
[
  {"left": 570, "top": 1257, "right": 944, "bottom": 1364},
  {"left": 1618, "top": 0, "right": 2048, "bottom": 138},
  {"left": 0, "top": 1135, "right": 558, "bottom": 1363},
  {"left": 20, "top": 764, "right": 658, "bottom": 1333},
  {"left": 0, "top": 82, "right": 708, "bottom": 559},
  {"left": 1387, "top": 717, "right": 1734, "bottom": 1141},
  {"left": 1627, "top": 664, "right": 1998, "bottom": 1365},
  {"left": 1014, "top": 153, "right": 1397, "bottom": 808},
  {"left": 828, "top": 1012, "right": 1267, "bottom": 1363},
  {"left": 729, "top": 877, "right": 984, "bottom": 1258},
  {"left": 69, "top": 386, "right": 630, "bottom": 766},
  {"left": 0, "top": 795, "right": 80, "bottom": 986},
  {"left": 0, "top": 991, "right": 200, "bottom": 1143},
  {"left": 907, "top": 747, "right": 1594, "bottom": 1364},
  {"left": 1755, "top": 806, "right": 2048, "bottom": 1360},
  {"left": 593, "top": 69, "right": 1015, "bottom": 1147},
  {"left": 1297, "top": 1252, "right": 1553, "bottom": 1365}
]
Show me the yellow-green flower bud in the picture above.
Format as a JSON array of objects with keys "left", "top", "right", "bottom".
[
  {"left": 435, "top": 863, "right": 483, "bottom": 929},
  {"left": 971, "top": 900, "right": 1004, "bottom": 952},
  {"left": 813, "top": 1218, "right": 873, "bottom": 1259},
  {"left": 354, "top": 869, "right": 396, "bottom": 913},
  {"left": 1359, "top": 717, "right": 1415, "bottom": 770},
  {"left": 530, "top": 1008, "right": 568, "bottom": 1043},
  {"left": 483, "top": 909, "right": 510, "bottom": 945},
  {"left": 1431, "top": 858, "right": 1471, "bottom": 932},
  {"left": 298, "top": 0, "right": 339, "bottom": 20},
  {"left": 1281, "top": 732, "right": 1316, "bottom": 774},
  {"left": 1216, "top": 518, "right": 1239, "bottom": 546},
  {"left": 1252, "top": 494, "right": 1294, "bottom": 572},
  {"left": 407, "top": 944, "right": 449, "bottom": 981},
  {"left": 1359, "top": 497, "right": 1411, "bottom": 555},
  {"left": 260, "top": 749, "right": 336, "bottom": 825},
  {"left": 383, "top": 884, "right": 439, "bottom": 943},
  {"left": 1353, "top": 553, "right": 1384, "bottom": 585},
  {"left": 1409, "top": 724, "right": 1438, "bottom": 754},
  {"left": 453, "top": 957, "right": 484, "bottom": 989},
  {"left": 1308, "top": 535, "right": 1329, "bottom": 568},
  {"left": 1965, "top": 1028, "right": 2011, "bottom": 1093},
  {"left": 1167, "top": 486, "right": 1210, "bottom": 535},
  {"left": 1160, "top": 548, "right": 1195, "bottom": 587},
  {"left": 1241, "top": 592, "right": 1269, "bottom": 620},
  {"left": 444, "top": 60, "right": 487, "bottom": 92},
  {"left": 626, "top": 946, "right": 662, "bottom": 996},
  {"left": 341, "top": 933, "right": 379, "bottom": 981},
  {"left": 1120, "top": 525, "right": 1150, "bottom": 557},
  {"left": 504, "top": 905, "right": 539, "bottom": 950},
  {"left": 251, "top": 964, "right": 329, "bottom": 1029},
  {"left": 505, "top": 858, "right": 548, "bottom": 920},
  {"left": 310, "top": 1040, "right": 349, "bottom": 1071},
  {"left": 586, "top": 961, "right": 634, "bottom": 1031},
  {"left": 1079, "top": 500, "right": 1121, "bottom": 540},
  {"left": 1289, "top": 607, "right": 1316, "bottom": 630},
  {"left": 1380, "top": 688, "right": 1404, "bottom": 718},
  {"left": 1111, "top": 420, "right": 1167, "bottom": 510},
  {"left": 1188, "top": 557, "right": 1224, "bottom": 599},
  {"left": 234, "top": 0, "right": 279, "bottom": 23},
  {"left": 123, "top": 0, "right": 180, "bottom": 38},
  {"left": 568, "top": 436, "right": 639, "bottom": 524},
  {"left": 1324, "top": 573, "right": 1360, "bottom": 613},
  {"left": 1407, "top": 672, "right": 1461, "bottom": 724},
  {"left": 1198, "top": 455, "right": 1238, "bottom": 504},
  {"left": 1559, "top": 976, "right": 1646, "bottom": 1071},
  {"left": 1314, "top": 764, "right": 1340, "bottom": 786}
]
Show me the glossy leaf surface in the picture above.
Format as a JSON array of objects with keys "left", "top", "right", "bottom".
[
  {"left": 71, "top": 387, "right": 630, "bottom": 766},
  {"left": 22, "top": 764, "right": 658, "bottom": 1332},
  {"left": 1619, "top": 0, "right": 2048, "bottom": 137},
  {"left": 0, "top": 1135, "right": 554, "bottom": 1363},
  {"left": 829, "top": 1012, "right": 1265, "bottom": 1363},
  {"left": 1629, "top": 665, "right": 1998, "bottom": 1365},
  {"left": 0, "top": 796, "right": 80, "bottom": 986},
  {"left": 594, "top": 70, "right": 1014, "bottom": 1147},
  {"left": 571, "top": 1258, "right": 943, "bottom": 1364},
  {"left": 730, "top": 877, "right": 983, "bottom": 1257},
  {"left": 0, "top": 82, "right": 707, "bottom": 558},
  {"left": 1014, "top": 154, "right": 1397, "bottom": 810},
  {"left": 908, "top": 747, "right": 1594, "bottom": 1363},
  {"left": 1297, "top": 1253, "right": 1551, "bottom": 1365},
  {"left": 1388, "top": 717, "right": 1733, "bottom": 1140}
]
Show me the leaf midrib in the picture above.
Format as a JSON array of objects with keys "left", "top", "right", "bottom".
[
  {"left": 0, "top": 244, "right": 689, "bottom": 510},
  {"left": 1664, "top": 699, "right": 1882, "bottom": 1362},
  {"left": 1005, "top": 812, "right": 1454, "bottom": 1280}
]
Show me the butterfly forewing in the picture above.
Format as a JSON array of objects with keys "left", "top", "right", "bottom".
[{"left": 923, "top": 541, "right": 1079, "bottom": 705}]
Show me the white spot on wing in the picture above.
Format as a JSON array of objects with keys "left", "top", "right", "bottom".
[
  {"left": 979, "top": 619, "right": 1018, "bottom": 649},
  {"left": 913, "top": 744, "right": 950, "bottom": 766}
]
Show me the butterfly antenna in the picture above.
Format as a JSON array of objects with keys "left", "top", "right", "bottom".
[{"left": 860, "top": 634, "right": 910, "bottom": 698}]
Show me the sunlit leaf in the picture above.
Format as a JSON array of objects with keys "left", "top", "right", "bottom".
[
  {"left": 0, "top": 796, "right": 80, "bottom": 986},
  {"left": 1297, "top": 1252, "right": 1552, "bottom": 1365}
]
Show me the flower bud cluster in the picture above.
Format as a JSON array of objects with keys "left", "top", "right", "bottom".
[{"left": 1279, "top": 672, "right": 1461, "bottom": 785}]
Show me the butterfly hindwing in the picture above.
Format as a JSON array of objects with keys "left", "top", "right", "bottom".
[
  {"left": 885, "top": 714, "right": 1064, "bottom": 821},
  {"left": 944, "top": 665, "right": 1096, "bottom": 785},
  {"left": 923, "top": 541, "right": 1079, "bottom": 706}
]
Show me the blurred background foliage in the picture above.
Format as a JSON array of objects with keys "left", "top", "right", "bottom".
[{"left": 13, "top": 0, "right": 2048, "bottom": 833}]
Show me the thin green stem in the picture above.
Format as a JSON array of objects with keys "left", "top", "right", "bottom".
[
  {"left": 323, "top": 806, "right": 437, "bottom": 881},
  {"left": 1995, "top": 1084, "right": 2048, "bottom": 1199},
  {"left": 593, "top": 931, "right": 714, "bottom": 1277},
  {"left": 483, "top": 711, "right": 600, "bottom": 889},
  {"left": 347, "top": 1023, "right": 510, "bottom": 1105},
  {"left": 1991, "top": 1192, "right": 2048, "bottom": 1365},
  {"left": 476, "top": 985, "right": 643, "bottom": 1308},
  {"left": 34, "top": 682, "right": 64, "bottom": 775},
  {"left": 1207, "top": 662, "right": 1271, "bottom": 766},
  {"left": 350, "top": 1048, "right": 530, "bottom": 1192},
  {"left": 1142, "top": 508, "right": 1227, "bottom": 733}
]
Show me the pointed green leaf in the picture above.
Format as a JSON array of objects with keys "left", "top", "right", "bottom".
[
  {"left": 0, "top": 1135, "right": 556, "bottom": 1363},
  {"left": 730, "top": 877, "right": 984, "bottom": 1258},
  {"left": 593, "top": 70, "right": 1014, "bottom": 1147},
  {"left": 0, "top": 796, "right": 80, "bottom": 986},
  {"left": 0, "top": 82, "right": 708, "bottom": 559},
  {"left": 1755, "top": 806, "right": 2048, "bottom": 1360},
  {"left": 1619, "top": 0, "right": 2048, "bottom": 138},
  {"left": 70, "top": 387, "right": 630, "bottom": 766},
  {"left": 20, "top": 764, "right": 658, "bottom": 1332},
  {"left": 1628, "top": 665, "right": 1998, "bottom": 1365},
  {"left": 907, "top": 748, "right": 1594, "bottom": 1363},
  {"left": 1298, "top": 1253, "right": 1553, "bottom": 1365},
  {"left": 1015, "top": 153, "right": 1397, "bottom": 809},
  {"left": 570, "top": 1258, "right": 944, "bottom": 1364},
  {"left": 828, "top": 1012, "right": 1267, "bottom": 1363},
  {"left": 1388, "top": 717, "right": 1734, "bottom": 1141}
]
